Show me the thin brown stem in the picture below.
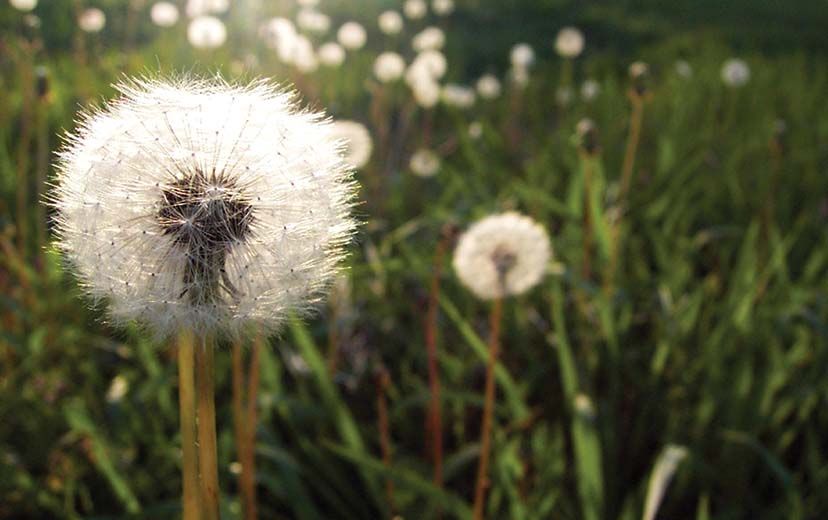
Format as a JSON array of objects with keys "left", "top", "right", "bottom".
[
  {"left": 619, "top": 93, "right": 644, "bottom": 204},
  {"left": 242, "top": 333, "right": 261, "bottom": 520},
  {"left": 15, "top": 45, "right": 34, "bottom": 258},
  {"left": 425, "top": 236, "right": 447, "bottom": 490},
  {"left": 196, "top": 336, "right": 220, "bottom": 520},
  {"left": 376, "top": 366, "right": 395, "bottom": 513},
  {"left": 231, "top": 341, "right": 247, "bottom": 516},
  {"left": 472, "top": 297, "right": 503, "bottom": 520},
  {"left": 177, "top": 330, "right": 201, "bottom": 520}
]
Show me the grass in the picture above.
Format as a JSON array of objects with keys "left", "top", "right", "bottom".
[{"left": 1, "top": 2, "right": 827, "bottom": 519}]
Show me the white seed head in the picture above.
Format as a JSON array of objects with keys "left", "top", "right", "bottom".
[
  {"left": 452, "top": 212, "right": 551, "bottom": 300},
  {"left": 721, "top": 58, "right": 750, "bottom": 87},
  {"left": 317, "top": 42, "right": 345, "bottom": 67},
  {"left": 555, "top": 85, "right": 573, "bottom": 106},
  {"left": 329, "top": 120, "right": 372, "bottom": 169},
  {"left": 407, "top": 50, "right": 447, "bottom": 82},
  {"left": 411, "top": 76, "right": 441, "bottom": 108},
  {"left": 373, "top": 52, "right": 406, "bottom": 83},
  {"left": 337, "top": 21, "right": 367, "bottom": 50},
  {"left": 151, "top": 2, "right": 179, "bottom": 27},
  {"left": 441, "top": 83, "right": 476, "bottom": 109},
  {"left": 187, "top": 16, "right": 226, "bottom": 49},
  {"left": 51, "top": 76, "right": 359, "bottom": 338},
  {"left": 290, "top": 35, "right": 318, "bottom": 73},
  {"left": 409, "top": 148, "right": 440, "bottom": 178},
  {"left": 580, "top": 79, "right": 600, "bottom": 101},
  {"left": 509, "top": 65, "right": 530, "bottom": 88},
  {"left": 675, "top": 59, "right": 693, "bottom": 78},
  {"left": 476, "top": 74, "right": 502, "bottom": 100},
  {"left": 296, "top": 0, "right": 318, "bottom": 6},
  {"left": 555, "top": 26, "right": 584, "bottom": 58},
  {"left": 412, "top": 26, "right": 445, "bottom": 52},
  {"left": 403, "top": 0, "right": 428, "bottom": 20},
  {"left": 432, "top": 0, "right": 454, "bottom": 16},
  {"left": 468, "top": 121, "right": 483, "bottom": 140},
  {"left": 378, "top": 10, "right": 404, "bottom": 35},
  {"left": 186, "top": 0, "right": 228, "bottom": 17},
  {"left": 510, "top": 43, "right": 535, "bottom": 68},
  {"left": 10, "top": 0, "right": 37, "bottom": 12},
  {"left": 296, "top": 8, "right": 330, "bottom": 34},
  {"left": 79, "top": 8, "right": 106, "bottom": 33},
  {"left": 261, "top": 17, "right": 298, "bottom": 63}
]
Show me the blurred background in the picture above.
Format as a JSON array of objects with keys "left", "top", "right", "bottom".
[{"left": 1, "top": 0, "right": 827, "bottom": 519}]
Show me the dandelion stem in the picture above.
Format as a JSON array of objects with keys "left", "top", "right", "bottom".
[
  {"left": 243, "top": 333, "right": 261, "bottom": 520},
  {"left": 619, "top": 92, "right": 644, "bottom": 204},
  {"left": 473, "top": 297, "right": 502, "bottom": 520},
  {"left": 14, "top": 44, "right": 34, "bottom": 259},
  {"left": 231, "top": 341, "right": 247, "bottom": 514},
  {"left": 580, "top": 151, "right": 594, "bottom": 281},
  {"left": 177, "top": 330, "right": 201, "bottom": 520},
  {"left": 425, "top": 233, "right": 448, "bottom": 491},
  {"left": 196, "top": 335, "right": 221, "bottom": 520}
]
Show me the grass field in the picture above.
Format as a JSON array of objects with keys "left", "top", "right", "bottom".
[{"left": 1, "top": 1, "right": 827, "bottom": 519}]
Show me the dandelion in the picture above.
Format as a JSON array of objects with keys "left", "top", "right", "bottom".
[
  {"left": 318, "top": 42, "right": 345, "bottom": 67},
  {"left": 330, "top": 120, "right": 373, "bottom": 169},
  {"left": 296, "top": 8, "right": 330, "bottom": 35},
  {"left": 79, "top": 8, "right": 106, "bottom": 33},
  {"left": 404, "top": 0, "right": 428, "bottom": 20},
  {"left": 510, "top": 43, "right": 535, "bottom": 69},
  {"left": 186, "top": 0, "right": 229, "bottom": 17},
  {"left": 291, "top": 35, "right": 318, "bottom": 73},
  {"left": 628, "top": 60, "right": 650, "bottom": 96},
  {"left": 412, "top": 26, "right": 445, "bottom": 52},
  {"left": 262, "top": 18, "right": 297, "bottom": 63},
  {"left": 468, "top": 121, "right": 483, "bottom": 140},
  {"left": 675, "top": 59, "right": 693, "bottom": 78},
  {"left": 408, "top": 50, "right": 447, "bottom": 82},
  {"left": 580, "top": 79, "right": 600, "bottom": 101},
  {"left": 151, "top": 2, "right": 179, "bottom": 27},
  {"left": 106, "top": 375, "right": 130, "bottom": 403},
  {"left": 721, "top": 58, "right": 750, "bottom": 87},
  {"left": 337, "top": 21, "right": 367, "bottom": 50},
  {"left": 411, "top": 77, "right": 441, "bottom": 108},
  {"left": 476, "top": 74, "right": 502, "bottom": 100},
  {"left": 378, "top": 10, "right": 404, "bottom": 35},
  {"left": 555, "top": 26, "right": 584, "bottom": 58},
  {"left": 409, "top": 148, "right": 440, "bottom": 177},
  {"left": 432, "top": 0, "right": 454, "bottom": 16},
  {"left": 52, "top": 75, "right": 358, "bottom": 519},
  {"left": 441, "top": 84, "right": 476, "bottom": 109},
  {"left": 187, "top": 16, "right": 226, "bottom": 49},
  {"left": 296, "top": 0, "right": 318, "bottom": 6},
  {"left": 374, "top": 52, "right": 406, "bottom": 83},
  {"left": 9, "top": 0, "right": 37, "bottom": 12},
  {"left": 509, "top": 66, "right": 530, "bottom": 88}
]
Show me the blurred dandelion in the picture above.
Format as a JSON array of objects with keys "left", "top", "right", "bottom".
[
  {"left": 337, "top": 21, "right": 367, "bottom": 51},
  {"left": 188, "top": 16, "right": 226, "bottom": 49},
  {"left": 374, "top": 52, "right": 406, "bottom": 83},
  {"left": 675, "top": 59, "right": 693, "bottom": 78},
  {"left": 262, "top": 17, "right": 298, "bottom": 63},
  {"left": 404, "top": 0, "right": 428, "bottom": 20},
  {"left": 186, "top": 0, "right": 228, "bottom": 17},
  {"left": 78, "top": 8, "right": 106, "bottom": 33},
  {"left": 413, "top": 26, "right": 446, "bottom": 52},
  {"left": 150, "top": 2, "right": 179, "bottom": 28},
  {"left": 555, "top": 26, "right": 584, "bottom": 58},
  {"left": 468, "top": 121, "right": 483, "bottom": 140},
  {"left": 409, "top": 148, "right": 440, "bottom": 177},
  {"left": 408, "top": 50, "right": 447, "bottom": 81},
  {"left": 721, "top": 58, "right": 750, "bottom": 87},
  {"left": 330, "top": 120, "right": 373, "bottom": 169},
  {"left": 291, "top": 35, "right": 319, "bottom": 73},
  {"left": 510, "top": 43, "right": 535, "bottom": 69},
  {"left": 432, "top": 0, "right": 455, "bottom": 16},
  {"left": 318, "top": 42, "right": 346, "bottom": 67},
  {"left": 581, "top": 79, "right": 600, "bottom": 101},
  {"left": 296, "top": 8, "right": 330, "bottom": 35},
  {"left": 412, "top": 78, "right": 441, "bottom": 108},
  {"left": 9, "top": 0, "right": 36, "bottom": 12},
  {"left": 476, "top": 74, "right": 502, "bottom": 100},
  {"left": 441, "top": 83, "right": 476, "bottom": 109},
  {"left": 378, "top": 10, "right": 404, "bottom": 35}
]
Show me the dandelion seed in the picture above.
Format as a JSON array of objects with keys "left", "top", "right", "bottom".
[
  {"left": 476, "top": 74, "right": 502, "bottom": 100},
  {"left": 330, "top": 120, "right": 373, "bottom": 169},
  {"left": 296, "top": 8, "right": 330, "bottom": 35},
  {"left": 412, "top": 26, "right": 445, "bottom": 52},
  {"left": 432, "top": 0, "right": 454, "bottom": 16},
  {"left": 378, "top": 10, "right": 404, "bottom": 35},
  {"left": 9, "top": 0, "right": 37, "bottom": 12},
  {"left": 318, "top": 42, "right": 345, "bottom": 67},
  {"left": 373, "top": 52, "right": 406, "bottom": 83},
  {"left": 79, "top": 8, "right": 106, "bottom": 33},
  {"left": 337, "top": 21, "right": 367, "bottom": 50},
  {"left": 409, "top": 149, "right": 440, "bottom": 178},
  {"left": 186, "top": 0, "right": 228, "bottom": 17},
  {"left": 721, "top": 58, "right": 750, "bottom": 87},
  {"left": 510, "top": 43, "right": 535, "bottom": 69},
  {"left": 674, "top": 59, "right": 692, "bottom": 78},
  {"left": 555, "top": 26, "right": 584, "bottom": 58},
  {"left": 441, "top": 84, "right": 476, "bottom": 109},
  {"left": 52, "top": 76, "right": 358, "bottom": 337},
  {"left": 452, "top": 212, "right": 551, "bottom": 300},
  {"left": 580, "top": 79, "right": 600, "bottom": 101},
  {"left": 403, "top": 0, "right": 428, "bottom": 20},
  {"left": 187, "top": 16, "right": 226, "bottom": 49},
  {"left": 151, "top": 2, "right": 179, "bottom": 27}
]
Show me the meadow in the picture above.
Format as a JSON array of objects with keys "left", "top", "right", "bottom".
[{"left": 1, "top": 1, "right": 827, "bottom": 519}]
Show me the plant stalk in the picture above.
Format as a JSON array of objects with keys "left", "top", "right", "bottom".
[
  {"left": 177, "top": 330, "right": 201, "bottom": 520},
  {"left": 196, "top": 335, "right": 220, "bottom": 520}
]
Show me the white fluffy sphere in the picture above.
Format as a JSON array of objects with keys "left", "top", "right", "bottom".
[
  {"left": 329, "top": 120, "right": 373, "bottom": 169},
  {"left": 9, "top": 0, "right": 37, "bottom": 12},
  {"left": 337, "top": 21, "right": 367, "bottom": 50},
  {"left": 188, "top": 16, "right": 226, "bottom": 49},
  {"left": 721, "top": 58, "right": 750, "bottom": 87},
  {"left": 555, "top": 26, "right": 584, "bottom": 58},
  {"left": 378, "top": 10, "right": 403, "bottom": 35},
  {"left": 412, "top": 26, "right": 445, "bottom": 52},
  {"left": 151, "top": 2, "right": 179, "bottom": 27},
  {"left": 79, "top": 8, "right": 106, "bottom": 33},
  {"left": 317, "top": 42, "right": 346, "bottom": 67},
  {"left": 409, "top": 148, "right": 440, "bottom": 177},
  {"left": 403, "top": 0, "right": 427, "bottom": 20},
  {"left": 476, "top": 74, "right": 502, "bottom": 99},
  {"left": 373, "top": 52, "right": 406, "bottom": 83}
]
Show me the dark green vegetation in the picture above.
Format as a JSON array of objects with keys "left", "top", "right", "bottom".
[{"left": 1, "top": 1, "right": 827, "bottom": 519}]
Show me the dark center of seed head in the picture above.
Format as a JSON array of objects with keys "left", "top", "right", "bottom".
[
  {"left": 157, "top": 170, "right": 254, "bottom": 304},
  {"left": 491, "top": 246, "right": 517, "bottom": 285}
]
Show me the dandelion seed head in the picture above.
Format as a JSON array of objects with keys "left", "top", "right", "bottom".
[
  {"left": 403, "top": 0, "right": 427, "bottom": 20},
  {"left": 261, "top": 18, "right": 298, "bottom": 63},
  {"left": 290, "top": 35, "right": 318, "bottom": 73},
  {"left": 409, "top": 148, "right": 440, "bottom": 178},
  {"left": 476, "top": 74, "right": 502, "bottom": 100},
  {"left": 412, "top": 26, "right": 445, "bottom": 52},
  {"left": 186, "top": 0, "right": 228, "bottom": 17},
  {"left": 432, "top": 0, "right": 454, "bottom": 16},
  {"left": 452, "top": 212, "right": 551, "bottom": 300},
  {"left": 674, "top": 59, "right": 692, "bottom": 78},
  {"left": 555, "top": 26, "right": 584, "bottom": 58},
  {"left": 721, "top": 58, "right": 750, "bottom": 87},
  {"left": 407, "top": 50, "right": 447, "bottom": 82},
  {"left": 330, "top": 120, "right": 372, "bottom": 169},
  {"left": 510, "top": 43, "right": 535, "bottom": 68},
  {"left": 187, "top": 16, "right": 226, "bottom": 49},
  {"left": 337, "top": 21, "right": 367, "bottom": 50},
  {"left": 580, "top": 79, "right": 600, "bottom": 101},
  {"left": 52, "top": 76, "right": 359, "bottom": 338},
  {"left": 373, "top": 52, "right": 406, "bottom": 83},
  {"left": 378, "top": 10, "right": 403, "bottom": 35},
  {"left": 10, "top": 0, "right": 37, "bottom": 12},
  {"left": 151, "top": 2, "right": 179, "bottom": 27},
  {"left": 441, "top": 83, "right": 476, "bottom": 109},
  {"left": 79, "top": 8, "right": 106, "bottom": 33},
  {"left": 411, "top": 76, "right": 441, "bottom": 108},
  {"left": 318, "top": 42, "right": 346, "bottom": 67},
  {"left": 296, "top": 8, "right": 330, "bottom": 34}
]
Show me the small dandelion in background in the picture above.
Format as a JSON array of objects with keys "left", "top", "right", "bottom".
[
  {"left": 432, "top": 0, "right": 455, "bottom": 16},
  {"left": 378, "top": 10, "right": 404, "bottom": 35},
  {"left": 675, "top": 59, "right": 693, "bottom": 78},
  {"left": 337, "top": 21, "right": 367, "bottom": 51},
  {"left": 404, "top": 0, "right": 428, "bottom": 20},
  {"left": 409, "top": 148, "right": 441, "bottom": 177},
  {"left": 412, "top": 26, "right": 446, "bottom": 52},
  {"left": 581, "top": 79, "right": 600, "bottom": 101},
  {"left": 151, "top": 2, "right": 179, "bottom": 28},
  {"left": 262, "top": 17, "right": 298, "bottom": 63},
  {"left": 476, "top": 74, "right": 502, "bottom": 100},
  {"left": 374, "top": 52, "right": 406, "bottom": 83},
  {"left": 296, "top": 7, "right": 330, "bottom": 35},
  {"left": 555, "top": 26, "right": 584, "bottom": 58},
  {"left": 188, "top": 16, "right": 226, "bottom": 49},
  {"left": 79, "top": 8, "right": 106, "bottom": 33},
  {"left": 9, "top": 0, "right": 37, "bottom": 12},
  {"left": 318, "top": 42, "right": 346, "bottom": 67},
  {"left": 186, "top": 0, "right": 228, "bottom": 17},
  {"left": 330, "top": 120, "right": 373, "bottom": 169},
  {"left": 441, "top": 83, "right": 476, "bottom": 109},
  {"left": 291, "top": 35, "right": 319, "bottom": 73},
  {"left": 510, "top": 43, "right": 535, "bottom": 69},
  {"left": 468, "top": 121, "right": 484, "bottom": 140},
  {"left": 721, "top": 58, "right": 750, "bottom": 87}
]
